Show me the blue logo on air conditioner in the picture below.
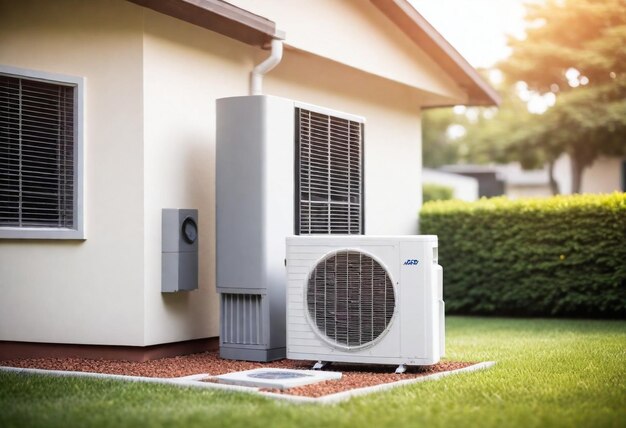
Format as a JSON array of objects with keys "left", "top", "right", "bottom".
[{"left": 403, "top": 259, "right": 419, "bottom": 266}]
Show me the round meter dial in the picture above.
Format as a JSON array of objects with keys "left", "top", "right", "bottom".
[{"left": 181, "top": 217, "right": 198, "bottom": 244}]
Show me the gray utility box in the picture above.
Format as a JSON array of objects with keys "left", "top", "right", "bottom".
[
  {"left": 162, "top": 209, "right": 198, "bottom": 293},
  {"left": 216, "top": 96, "right": 294, "bottom": 362}
]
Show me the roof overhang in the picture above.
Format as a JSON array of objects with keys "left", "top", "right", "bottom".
[
  {"left": 371, "top": 0, "right": 501, "bottom": 107},
  {"left": 128, "top": 0, "right": 498, "bottom": 107},
  {"left": 127, "top": 0, "right": 284, "bottom": 47}
]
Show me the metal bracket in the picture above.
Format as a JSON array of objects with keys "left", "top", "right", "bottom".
[
  {"left": 395, "top": 364, "right": 407, "bottom": 374},
  {"left": 312, "top": 361, "right": 330, "bottom": 370}
]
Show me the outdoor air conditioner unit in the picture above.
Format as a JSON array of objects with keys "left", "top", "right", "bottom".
[
  {"left": 217, "top": 95, "right": 365, "bottom": 362},
  {"left": 286, "top": 235, "right": 444, "bottom": 372}
]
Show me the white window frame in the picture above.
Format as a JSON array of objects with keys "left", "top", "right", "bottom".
[{"left": 0, "top": 65, "right": 84, "bottom": 240}]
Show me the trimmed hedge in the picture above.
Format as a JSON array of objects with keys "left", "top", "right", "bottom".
[
  {"left": 423, "top": 183, "right": 454, "bottom": 203},
  {"left": 420, "top": 193, "right": 626, "bottom": 318}
]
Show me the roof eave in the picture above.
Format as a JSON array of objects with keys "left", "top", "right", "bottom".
[
  {"left": 127, "top": 0, "right": 284, "bottom": 47},
  {"left": 129, "top": 0, "right": 499, "bottom": 107},
  {"left": 371, "top": 0, "right": 501, "bottom": 107}
]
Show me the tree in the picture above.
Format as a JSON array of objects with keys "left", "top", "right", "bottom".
[
  {"left": 422, "top": 107, "right": 462, "bottom": 167},
  {"left": 459, "top": 87, "right": 535, "bottom": 166},
  {"left": 422, "top": 81, "right": 539, "bottom": 169},
  {"left": 500, "top": 0, "right": 626, "bottom": 193}
]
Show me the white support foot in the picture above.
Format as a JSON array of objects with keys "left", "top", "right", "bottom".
[
  {"left": 312, "top": 361, "right": 329, "bottom": 370},
  {"left": 395, "top": 364, "right": 407, "bottom": 374}
]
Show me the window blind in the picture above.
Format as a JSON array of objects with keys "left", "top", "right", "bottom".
[
  {"left": 0, "top": 74, "right": 75, "bottom": 228},
  {"left": 296, "top": 108, "right": 363, "bottom": 235}
]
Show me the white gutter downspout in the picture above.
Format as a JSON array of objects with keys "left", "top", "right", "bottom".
[{"left": 250, "top": 39, "right": 283, "bottom": 95}]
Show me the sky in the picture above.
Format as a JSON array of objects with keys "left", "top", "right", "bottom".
[
  {"left": 409, "top": 0, "right": 531, "bottom": 69},
  {"left": 410, "top": 0, "right": 556, "bottom": 114}
]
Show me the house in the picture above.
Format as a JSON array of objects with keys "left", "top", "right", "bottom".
[
  {"left": 553, "top": 154, "right": 626, "bottom": 195},
  {"left": 440, "top": 165, "right": 506, "bottom": 198},
  {"left": 0, "top": 0, "right": 498, "bottom": 361},
  {"left": 441, "top": 163, "right": 552, "bottom": 199},
  {"left": 441, "top": 158, "right": 626, "bottom": 199},
  {"left": 495, "top": 163, "right": 554, "bottom": 198},
  {"left": 422, "top": 168, "right": 479, "bottom": 201}
]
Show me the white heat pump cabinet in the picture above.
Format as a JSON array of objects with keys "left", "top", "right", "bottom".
[{"left": 286, "top": 235, "right": 444, "bottom": 371}]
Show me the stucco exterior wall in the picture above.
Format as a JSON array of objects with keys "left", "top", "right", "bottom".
[
  {"left": 0, "top": 0, "right": 145, "bottom": 345},
  {"left": 140, "top": 10, "right": 256, "bottom": 345},
  {"left": 140, "top": 9, "right": 426, "bottom": 345}
]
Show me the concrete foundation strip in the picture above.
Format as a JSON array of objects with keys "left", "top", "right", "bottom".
[
  {"left": 0, "top": 366, "right": 257, "bottom": 394},
  {"left": 0, "top": 361, "right": 496, "bottom": 404}
]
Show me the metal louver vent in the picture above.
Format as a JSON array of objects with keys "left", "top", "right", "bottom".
[
  {"left": 221, "top": 293, "right": 264, "bottom": 346},
  {"left": 306, "top": 250, "right": 395, "bottom": 348},
  {"left": 0, "top": 74, "right": 75, "bottom": 228},
  {"left": 296, "top": 108, "right": 363, "bottom": 235}
]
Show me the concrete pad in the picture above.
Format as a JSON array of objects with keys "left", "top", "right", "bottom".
[{"left": 212, "top": 368, "right": 342, "bottom": 389}]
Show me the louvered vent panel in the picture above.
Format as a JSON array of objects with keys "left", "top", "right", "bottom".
[
  {"left": 220, "top": 294, "right": 264, "bottom": 345},
  {"left": 297, "top": 108, "right": 362, "bottom": 234},
  {"left": 306, "top": 251, "right": 395, "bottom": 348},
  {"left": 0, "top": 74, "right": 75, "bottom": 228}
]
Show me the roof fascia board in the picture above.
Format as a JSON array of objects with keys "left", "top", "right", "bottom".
[{"left": 128, "top": 0, "right": 284, "bottom": 47}]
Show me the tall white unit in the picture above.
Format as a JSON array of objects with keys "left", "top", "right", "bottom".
[
  {"left": 286, "top": 235, "right": 444, "bottom": 370},
  {"left": 216, "top": 95, "right": 365, "bottom": 361}
]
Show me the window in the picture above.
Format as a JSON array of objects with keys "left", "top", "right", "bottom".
[
  {"left": 295, "top": 107, "right": 364, "bottom": 235},
  {"left": 0, "top": 66, "right": 83, "bottom": 239}
]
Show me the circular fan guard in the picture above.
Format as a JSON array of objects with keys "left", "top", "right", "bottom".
[{"left": 305, "top": 250, "right": 395, "bottom": 348}]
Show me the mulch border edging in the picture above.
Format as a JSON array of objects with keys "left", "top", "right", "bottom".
[
  {"left": 262, "top": 361, "right": 496, "bottom": 404},
  {"left": 0, "top": 361, "right": 496, "bottom": 405}
]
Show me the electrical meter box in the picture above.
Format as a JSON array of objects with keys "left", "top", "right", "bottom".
[{"left": 162, "top": 208, "right": 198, "bottom": 293}]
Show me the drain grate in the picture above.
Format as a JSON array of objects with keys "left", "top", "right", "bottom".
[
  {"left": 213, "top": 368, "right": 341, "bottom": 389},
  {"left": 247, "top": 371, "right": 312, "bottom": 380}
]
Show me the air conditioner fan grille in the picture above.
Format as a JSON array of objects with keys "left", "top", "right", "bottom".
[{"left": 306, "top": 250, "right": 394, "bottom": 348}]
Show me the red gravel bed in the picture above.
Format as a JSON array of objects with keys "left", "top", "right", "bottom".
[
  {"left": 0, "top": 351, "right": 307, "bottom": 378},
  {"left": 258, "top": 361, "right": 473, "bottom": 397},
  {"left": 0, "top": 351, "right": 474, "bottom": 397}
]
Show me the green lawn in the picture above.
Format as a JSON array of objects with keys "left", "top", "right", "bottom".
[{"left": 1, "top": 317, "right": 625, "bottom": 428}]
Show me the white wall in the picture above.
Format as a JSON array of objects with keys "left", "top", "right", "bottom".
[
  {"left": 554, "top": 154, "right": 625, "bottom": 194},
  {"left": 580, "top": 156, "right": 625, "bottom": 193},
  {"left": 0, "top": 0, "right": 145, "bottom": 345},
  {"left": 141, "top": 10, "right": 257, "bottom": 346},
  {"left": 140, "top": 11, "right": 427, "bottom": 345},
  {"left": 505, "top": 184, "right": 552, "bottom": 199},
  {"left": 422, "top": 169, "right": 478, "bottom": 201}
]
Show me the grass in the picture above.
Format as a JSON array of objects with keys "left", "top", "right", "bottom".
[{"left": 1, "top": 317, "right": 625, "bottom": 428}]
